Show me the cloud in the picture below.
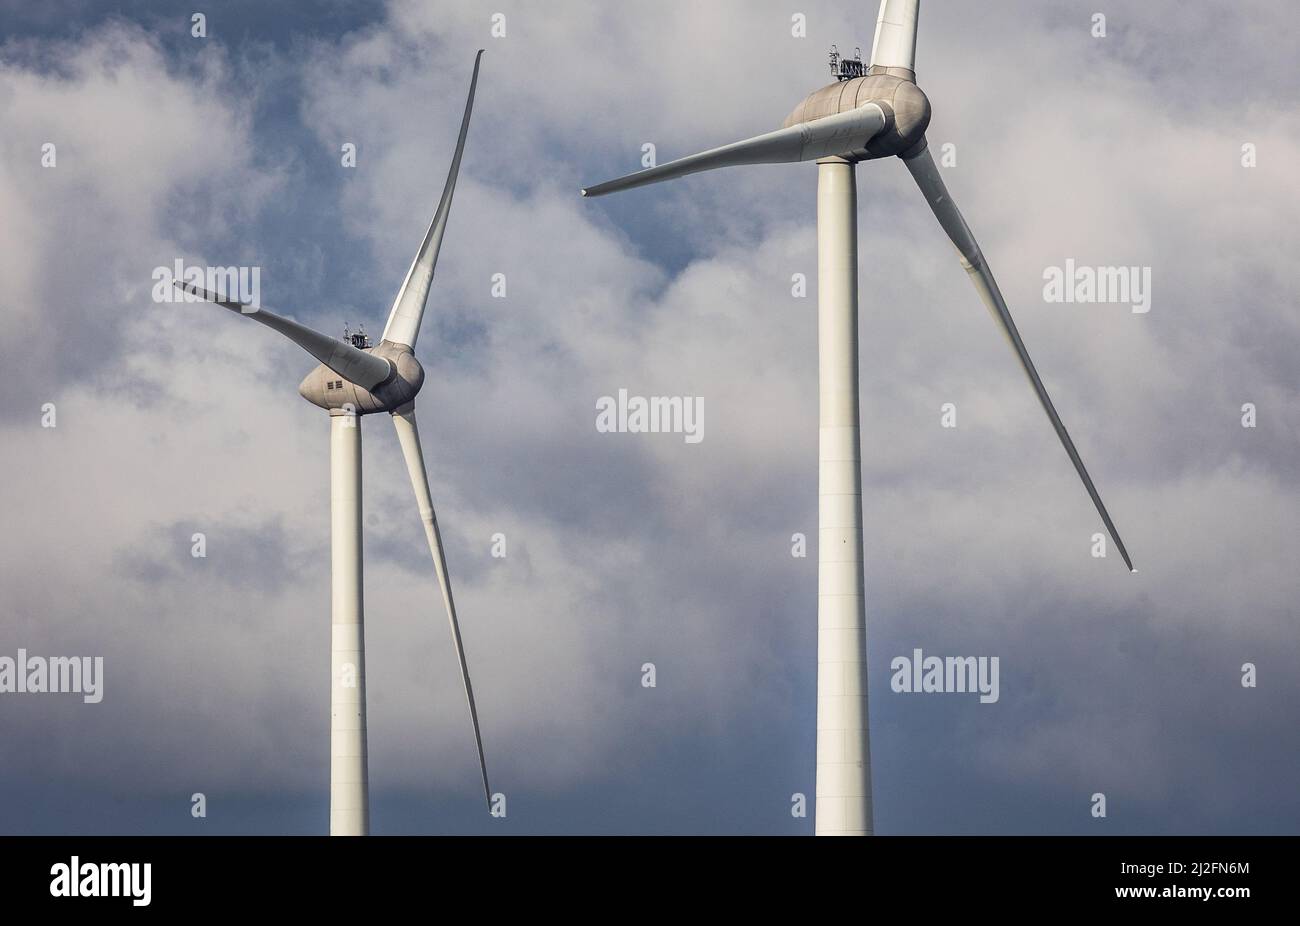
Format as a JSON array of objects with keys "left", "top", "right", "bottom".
[{"left": 0, "top": 23, "right": 284, "bottom": 414}]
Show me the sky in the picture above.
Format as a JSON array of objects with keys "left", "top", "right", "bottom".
[{"left": 0, "top": 0, "right": 1296, "bottom": 835}]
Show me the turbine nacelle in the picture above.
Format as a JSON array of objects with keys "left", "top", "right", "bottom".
[
  {"left": 579, "top": 71, "right": 930, "bottom": 198},
  {"left": 782, "top": 74, "right": 930, "bottom": 161},
  {"left": 298, "top": 339, "right": 425, "bottom": 415}
]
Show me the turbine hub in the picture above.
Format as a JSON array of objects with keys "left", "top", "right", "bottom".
[
  {"left": 298, "top": 339, "right": 425, "bottom": 415},
  {"left": 783, "top": 73, "right": 930, "bottom": 161}
]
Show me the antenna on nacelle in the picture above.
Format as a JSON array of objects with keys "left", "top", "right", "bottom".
[
  {"left": 829, "top": 44, "right": 864, "bottom": 81},
  {"left": 342, "top": 323, "right": 372, "bottom": 350}
]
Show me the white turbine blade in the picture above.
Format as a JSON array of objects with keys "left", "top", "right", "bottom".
[
  {"left": 902, "top": 144, "right": 1135, "bottom": 572},
  {"left": 581, "top": 103, "right": 888, "bottom": 197},
  {"left": 381, "top": 50, "right": 484, "bottom": 350},
  {"left": 869, "top": 0, "right": 920, "bottom": 75},
  {"left": 391, "top": 407, "right": 491, "bottom": 805},
  {"left": 175, "top": 281, "right": 392, "bottom": 390}
]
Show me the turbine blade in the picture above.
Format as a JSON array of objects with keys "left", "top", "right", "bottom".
[
  {"left": 869, "top": 0, "right": 921, "bottom": 76},
  {"left": 581, "top": 103, "right": 888, "bottom": 197},
  {"left": 391, "top": 407, "right": 492, "bottom": 805},
  {"left": 902, "top": 143, "right": 1135, "bottom": 572},
  {"left": 381, "top": 50, "right": 484, "bottom": 349},
  {"left": 175, "top": 281, "right": 392, "bottom": 390}
]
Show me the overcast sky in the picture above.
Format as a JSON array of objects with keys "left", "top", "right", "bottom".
[{"left": 0, "top": 0, "right": 1296, "bottom": 835}]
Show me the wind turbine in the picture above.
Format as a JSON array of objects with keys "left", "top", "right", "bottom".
[
  {"left": 177, "top": 51, "right": 490, "bottom": 836},
  {"left": 582, "top": 1, "right": 1134, "bottom": 836}
]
